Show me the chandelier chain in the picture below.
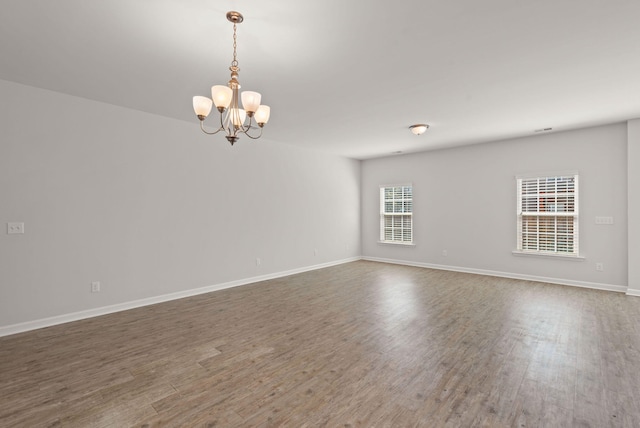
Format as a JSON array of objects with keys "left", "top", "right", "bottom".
[{"left": 231, "top": 23, "right": 238, "bottom": 68}]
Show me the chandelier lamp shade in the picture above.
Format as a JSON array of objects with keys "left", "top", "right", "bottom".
[{"left": 193, "top": 11, "right": 270, "bottom": 145}]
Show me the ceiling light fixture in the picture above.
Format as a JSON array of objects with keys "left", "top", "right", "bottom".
[
  {"left": 192, "top": 11, "right": 270, "bottom": 145},
  {"left": 409, "top": 124, "right": 429, "bottom": 135}
]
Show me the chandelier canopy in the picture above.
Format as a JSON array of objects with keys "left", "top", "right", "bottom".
[{"left": 193, "top": 11, "right": 270, "bottom": 145}]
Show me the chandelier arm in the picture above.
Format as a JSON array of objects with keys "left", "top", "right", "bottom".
[
  {"left": 220, "top": 109, "right": 231, "bottom": 135},
  {"left": 199, "top": 120, "right": 225, "bottom": 135},
  {"left": 234, "top": 115, "right": 253, "bottom": 136},
  {"left": 235, "top": 116, "right": 252, "bottom": 135},
  {"left": 242, "top": 119, "right": 264, "bottom": 139},
  {"left": 243, "top": 128, "right": 264, "bottom": 140}
]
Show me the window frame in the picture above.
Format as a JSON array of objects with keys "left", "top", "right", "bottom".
[
  {"left": 379, "top": 184, "right": 414, "bottom": 246},
  {"left": 515, "top": 173, "right": 581, "bottom": 258}
]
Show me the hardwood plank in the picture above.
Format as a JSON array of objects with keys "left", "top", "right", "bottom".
[{"left": 1, "top": 261, "right": 640, "bottom": 426}]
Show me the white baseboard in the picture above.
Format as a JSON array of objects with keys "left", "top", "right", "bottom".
[
  {"left": 0, "top": 257, "right": 361, "bottom": 338},
  {"left": 362, "top": 257, "right": 628, "bottom": 294},
  {"left": 2, "top": 256, "right": 630, "bottom": 337}
]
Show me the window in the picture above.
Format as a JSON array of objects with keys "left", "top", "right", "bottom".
[
  {"left": 516, "top": 174, "right": 579, "bottom": 256},
  {"left": 380, "top": 185, "right": 413, "bottom": 244}
]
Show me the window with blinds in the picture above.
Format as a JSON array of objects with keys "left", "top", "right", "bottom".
[
  {"left": 516, "top": 175, "right": 579, "bottom": 255},
  {"left": 380, "top": 185, "right": 413, "bottom": 244}
]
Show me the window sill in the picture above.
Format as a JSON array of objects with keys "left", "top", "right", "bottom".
[
  {"left": 511, "top": 250, "right": 585, "bottom": 261},
  {"left": 378, "top": 241, "right": 415, "bottom": 247}
]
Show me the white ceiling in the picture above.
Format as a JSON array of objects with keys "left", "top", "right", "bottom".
[{"left": 2, "top": 0, "right": 640, "bottom": 159}]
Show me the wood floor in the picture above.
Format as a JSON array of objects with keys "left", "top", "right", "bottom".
[{"left": 1, "top": 261, "right": 639, "bottom": 427}]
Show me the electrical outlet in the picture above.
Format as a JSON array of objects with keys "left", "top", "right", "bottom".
[
  {"left": 442, "top": 250, "right": 448, "bottom": 256},
  {"left": 91, "top": 281, "right": 101, "bottom": 293},
  {"left": 256, "top": 257, "right": 261, "bottom": 266},
  {"left": 314, "top": 248, "right": 318, "bottom": 256},
  {"left": 7, "top": 222, "right": 24, "bottom": 234},
  {"left": 595, "top": 263, "right": 604, "bottom": 272}
]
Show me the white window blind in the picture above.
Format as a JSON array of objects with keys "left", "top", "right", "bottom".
[
  {"left": 516, "top": 175, "right": 579, "bottom": 255},
  {"left": 380, "top": 185, "right": 413, "bottom": 244}
]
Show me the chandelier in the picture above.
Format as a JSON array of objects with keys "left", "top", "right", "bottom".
[{"left": 192, "top": 11, "right": 270, "bottom": 145}]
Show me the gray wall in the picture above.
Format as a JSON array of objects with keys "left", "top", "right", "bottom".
[
  {"left": 0, "top": 79, "right": 361, "bottom": 330},
  {"left": 2, "top": 77, "right": 636, "bottom": 334},
  {"left": 361, "top": 123, "right": 629, "bottom": 290}
]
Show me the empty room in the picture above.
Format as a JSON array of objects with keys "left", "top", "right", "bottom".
[{"left": 1, "top": 0, "right": 640, "bottom": 426}]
